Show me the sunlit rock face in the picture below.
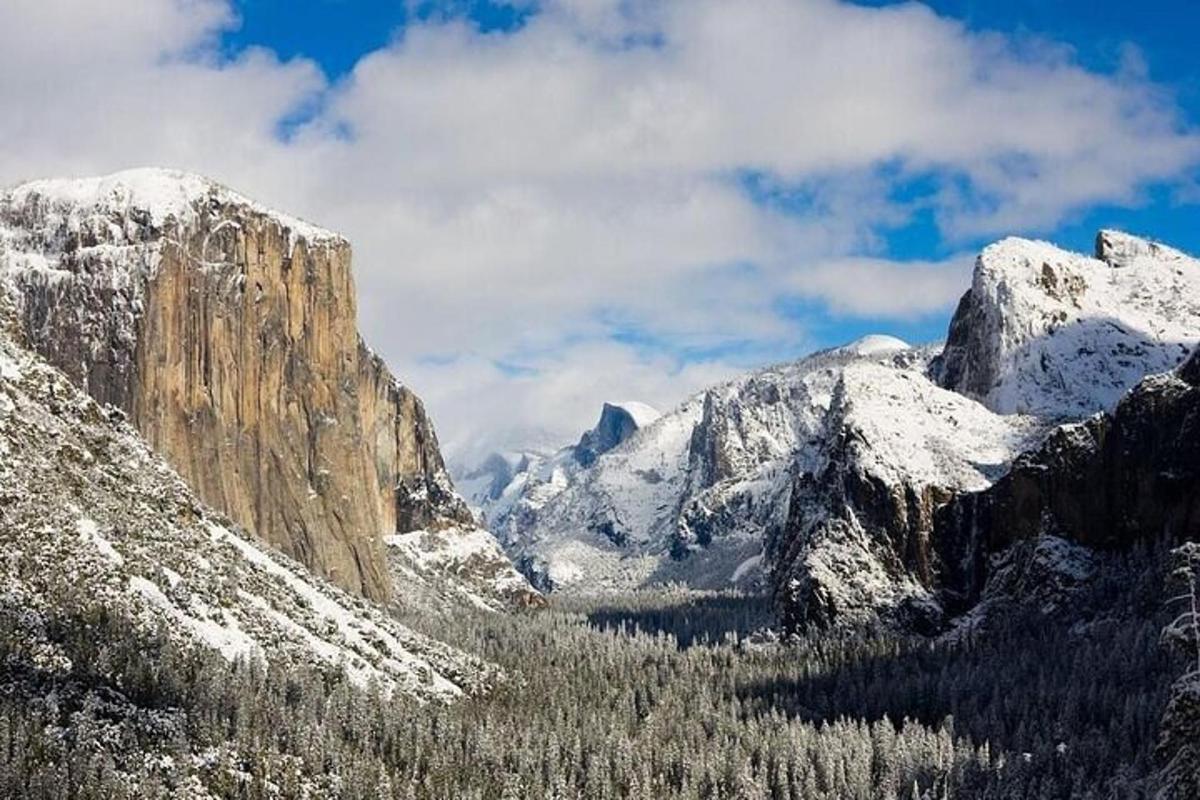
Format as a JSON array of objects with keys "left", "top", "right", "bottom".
[
  {"left": 0, "top": 297, "right": 493, "bottom": 700},
  {"left": 0, "top": 169, "right": 472, "bottom": 602}
]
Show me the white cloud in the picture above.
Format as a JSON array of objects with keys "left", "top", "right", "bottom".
[
  {"left": 402, "top": 341, "right": 741, "bottom": 469},
  {"left": 0, "top": 0, "right": 1196, "bottom": 459},
  {"left": 792, "top": 254, "right": 976, "bottom": 318}
]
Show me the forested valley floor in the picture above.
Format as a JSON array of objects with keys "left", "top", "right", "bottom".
[{"left": 0, "top": 544, "right": 1182, "bottom": 799}]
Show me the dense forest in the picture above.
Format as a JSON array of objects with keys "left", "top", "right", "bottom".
[{"left": 0, "top": 542, "right": 1187, "bottom": 799}]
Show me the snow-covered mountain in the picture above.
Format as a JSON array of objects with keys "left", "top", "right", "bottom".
[
  {"left": 0, "top": 168, "right": 538, "bottom": 612},
  {"left": 490, "top": 231, "right": 1200, "bottom": 629},
  {"left": 460, "top": 401, "right": 660, "bottom": 553},
  {"left": 0, "top": 299, "right": 493, "bottom": 701},
  {"left": 504, "top": 338, "right": 1041, "bottom": 602},
  {"left": 933, "top": 230, "right": 1200, "bottom": 416}
]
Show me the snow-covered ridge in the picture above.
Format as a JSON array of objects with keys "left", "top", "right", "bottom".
[
  {"left": 607, "top": 400, "right": 661, "bottom": 429},
  {"left": 500, "top": 343, "right": 939, "bottom": 593},
  {"left": 0, "top": 169, "right": 343, "bottom": 298},
  {"left": 4, "top": 167, "right": 343, "bottom": 246},
  {"left": 839, "top": 334, "right": 910, "bottom": 356},
  {"left": 489, "top": 230, "right": 1200, "bottom": 625},
  {"left": 935, "top": 230, "right": 1200, "bottom": 418}
]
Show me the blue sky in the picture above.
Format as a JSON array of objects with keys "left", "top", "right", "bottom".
[
  {"left": 221, "top": 0, "right": 1200, "bottom": 357},
  {"left": 2, "top": 0, "right": 1198, "bottom": 457}
]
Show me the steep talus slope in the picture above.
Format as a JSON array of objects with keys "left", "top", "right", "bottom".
[
  {"left": 0, "top": 169, "right": 534, "bottom": 609},
  {"left": 0, "top": 302, "right": 492, "bottom": 701}
]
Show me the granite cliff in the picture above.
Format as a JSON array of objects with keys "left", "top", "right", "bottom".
[{"left": 0, "top": 169, "right": 492, "bottom": 604}]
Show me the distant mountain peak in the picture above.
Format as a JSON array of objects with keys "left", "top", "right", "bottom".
[{"left": 575, "top": 401, "right": 661, "bottom": 467}]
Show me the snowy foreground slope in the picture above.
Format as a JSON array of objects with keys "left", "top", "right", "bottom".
[
  {"left": 486, "top": 232, "right": 1200, "bottom": 627},
  {"left": 0, "top": 304, "right": 494, "bottom": 701},
  {"left": 0, "top": 168, "right": 537, "bottom": 613}
]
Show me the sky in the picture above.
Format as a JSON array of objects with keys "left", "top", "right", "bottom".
[{"left": 1, "top": 0, "right": 1197, "bottom": 465}]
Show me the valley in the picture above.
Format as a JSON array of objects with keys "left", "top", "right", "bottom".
[
  {"left": 0, "top": 169, "right": 1196, "bottom": 798},
  {"left": 0, "top": 553, "right": 1176, "bottom": 799}
]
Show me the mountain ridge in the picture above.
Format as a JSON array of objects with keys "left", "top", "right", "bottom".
[{"left": 477, "top": 229, "right": 1200, "bottom": 631}]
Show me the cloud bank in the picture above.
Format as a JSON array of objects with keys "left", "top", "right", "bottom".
[{"left": 0, "top": 0, "right": 1196, "bottom": 462}]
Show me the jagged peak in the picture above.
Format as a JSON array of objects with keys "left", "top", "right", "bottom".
[
  {"left": 1095, "top": 229, "right": 1188, "bottom": 268},
  {"left": 2, "top": 167, "right": 343, "bottom": 245}
]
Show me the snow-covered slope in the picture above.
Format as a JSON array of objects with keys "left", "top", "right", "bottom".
[
  {"left": 387, "top": 525, "right": 545, "bottom": 613},
  {"left": 934, "top": 230, "right": 1200, "bottom": 417},
  {"left": 0, "top": 302, "right": 493, "bottom": 701}
]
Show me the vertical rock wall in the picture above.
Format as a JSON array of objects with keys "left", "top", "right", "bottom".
[{"left": 0, "top": 171, "right": 469, "bottom": 602}]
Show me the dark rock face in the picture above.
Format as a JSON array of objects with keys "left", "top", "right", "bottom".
[
  {"left": 928, "top": 285, "right": 994, "bottom": 404},
  {"left": 770, "top": 421, "right": 955, "bottom": 634},
  {"left": 772, "top": 343, "right": 1200, "bottom": 633},
  {"left": 933, "top": 354, "right": 1200, "bottom": 615},
  {"left": 575, "top": 403, "right": 643, "bottom": 467}
]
